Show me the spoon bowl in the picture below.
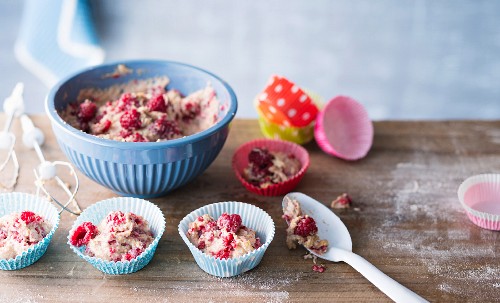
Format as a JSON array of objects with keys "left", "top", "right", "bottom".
[{"left": 283, "top": 192, "right": 428, "bottom": 303}]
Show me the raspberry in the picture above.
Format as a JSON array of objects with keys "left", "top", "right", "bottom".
[
  {"left": 214, "top": 248, "right": 231, "bottom": 260},
  {"left": 294, "top": 216, "right": 318, "bottom": 237},
  {"left": 106, "top": 211, "right": 126, "bottom": 225},
  {"left": 70, "top": 222, "right": 98, "bottom": 246},
  {"left": 149, "top": 116, "right": 181, "bottom": 139},
  {"left": 120, "top": 109, "right": 142, "bottom": 130},
  {"left": 248, "top": 148, "right": 274, "bottom": 171},
  {"left": 147, "top": 93, "right": 167, "bottom": 112},
  {"left": 312, "top": 264, "right": 326, "bottom": 273},
  {"left": 217, "top": 213, "right": 242, "bottom": 233},
  {"left": 91, "top": 119, "right": 112, "bottom": 135},
  {"left": 116, "top": 93, "right": 137, "bottom": 112},
  {"left": 197, "top": 241, "right": 206, "bottom": 250},
  {"left": 78, "top": 100, "right": 97, "bottom": 122},
  {"left": 254, "top": 237, "right": 262, "bottom": 249},
  {"left": 331, "top": 193, "right": 352, "bottom": 209},
  {"left": 182, "top": 101, "right": 201, "bottom": 119},
  {"left": 20, "top": 211, "right": 40, "bottom": 224},
  {"left": 128, "top": 133, "right": 147, "bottom": 142}
]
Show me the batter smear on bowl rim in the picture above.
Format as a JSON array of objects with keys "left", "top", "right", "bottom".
[
  {"left": 186, "top": 213, "right": 262, "bottom": 259},
  {"left": 59, "top": 77, "right": 220, "bottom": 142}
]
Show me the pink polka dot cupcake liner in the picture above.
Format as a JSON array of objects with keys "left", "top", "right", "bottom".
[
  {"left": 178, "top": 201, "right": 275, "bottom": 277},
  {"left": 232, "top": 139, "right": 310, "bottom": 196},
  {"left": 67, "top": 197, "right": 166, "bottom": 274},
  {"left": 314, "top": 95, "right": 374, "bottom": 161},
  {"left": 0, "top": 193, "right": 60, "bottom": 270},
  {"left": 457, "top": 174, "right": 500, "bottom": 230}
]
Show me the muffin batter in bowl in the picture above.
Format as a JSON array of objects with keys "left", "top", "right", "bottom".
[{"left": 59, "top": 77, "right": 220, "bottom": 142}]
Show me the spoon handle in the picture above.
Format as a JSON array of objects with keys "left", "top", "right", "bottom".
[{"left": 335, "top": 249, "right": 428, "bottom": 303}]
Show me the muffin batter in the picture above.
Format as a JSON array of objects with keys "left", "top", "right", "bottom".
[
  {"left": 187, "top": 213, "right": 261, "bottom": 259},
  {"left": 0, "top": 211, "right": 52, "bottom": 260},
  {"left": 59, "top": 77, "right": 220, "bottom": 142},
  {"left": 244, "top": 147, "right": 301, "bottom": 188},
  {"left": 69, "top": 211, "right": 154, "bottom": 262}
]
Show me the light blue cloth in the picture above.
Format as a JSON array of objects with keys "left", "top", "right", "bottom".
[{"left": 15, "top": 0, "right": 104, "bottom": 87}]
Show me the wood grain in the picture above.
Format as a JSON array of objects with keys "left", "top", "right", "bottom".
[{"left": 0, "top": 116, "right": 499, "bottom": 302}]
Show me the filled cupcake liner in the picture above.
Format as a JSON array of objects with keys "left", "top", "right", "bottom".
[
  {"left": 178, "top": 201, "right": 275, "bottom": 277},
  {"left": 256, "top": 75, "right": 319, "bottom": 127},
  {"left": 457, "top": 174, "right": 500, "bottom": 230},
  {"left": 314, "top": 95, "right": 373, "bottom": 161},
  {"left": 232, "top": 139, "right": 310, "bottom": 196},
  {"left": 67, "top": 197, "right": 166, "bottom": 274},
  {"left": 0, "top": 192, "right": 60, "bottom": 270}
]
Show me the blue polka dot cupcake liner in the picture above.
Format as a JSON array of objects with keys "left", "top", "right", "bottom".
[
  {"left": 0, "top": 192, "right": 60, "bottom": 270},
  {"left": 67, "top": 197, "right": 165, "bottom": 275},
  {"left": 178, "top": 201, "right": 275, "bottom": 277}
]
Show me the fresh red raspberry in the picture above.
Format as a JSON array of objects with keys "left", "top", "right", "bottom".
[
  {"left": 149, "top": 115, "right": 181, "bottom": 139},
  {"left": 20, "top": 211, "right": 41, "bottom": 224},
  {"left": 69, "top": 222, "right": 98, "bottom": 246},
  {"left": 116, "top": 93, "right": 137, "bottom": 112},
  {"left": 120, "top": 109, "right": 142, "bottom": 130},
  {"left": 312, "top": 264, "right": 326, "bottom": 273},
  {"left": 294, "top": 216, "right": 318, "bottom": 237},
  {"left": 217, "top": 213, "right": 242, "bottom": 233},
  {"left": 147, "top": 93, "right": 167, "bottom": 112},
  {"left": 248, "top": 148, "right": 274, "bottom": 171},
  {"left": 78, "top": 99, "right": 97, "bottom": 122},
  {"left": 197, "top": 241, "right": 206, "bottom": 250}
]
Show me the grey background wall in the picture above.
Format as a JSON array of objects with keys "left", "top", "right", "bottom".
[{"left": 1, "top": 0, "right": 499, "bottom": 119}]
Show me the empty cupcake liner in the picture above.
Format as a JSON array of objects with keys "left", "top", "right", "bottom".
[
  {"left": 232, "top": 139, "right": 310, "bottom": 196},
  {"left": 256, "top": 75, "right": 319, "bottom": 127},
  {"left": 314, "top": 95, "right": 373, "bottom": 161},
  {"left": 0, "top": 192, "right": 60, "bottom": 270},
  {"left": 178, "top": 201, "right": 275, "bottom": 277},
  {"left": 67, "top": 197, "right": 166, "bottom": 274},
  {"left": 457, "top": 174, "right": 500, "bottom": 230}
]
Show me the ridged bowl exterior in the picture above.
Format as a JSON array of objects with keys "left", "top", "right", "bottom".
[{"left": 46, "top": 60, "right": 237, "bottom": 198}]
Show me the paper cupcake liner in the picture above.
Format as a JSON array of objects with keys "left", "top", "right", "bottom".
[
  {"left": 314, "top": 95, "right": 373, "bottom": 161},
  {"left": 257, "top": 107, "right": 314, "bottom": 145},
  {"left": 256, "top": 75, "right": 319, "bottom": 127},
  {"left": 178, "top": 201, "right": 275, "bottom": 277},
  {"left": 67, "top": 197, "right": 166, "bottom": 274},
  {"left": 0, "top": 192, "right": 60, "bottom": 270},
  {"left": 457, "top": 174, "right": 500, "bottom": 230},
  {"left": 232, "top": 139, "right": 310, "bottom": 196}
]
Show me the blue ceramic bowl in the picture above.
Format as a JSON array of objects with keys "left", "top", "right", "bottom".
[{"left": 46, "top": 60, "right": 237, "bottom": 198}]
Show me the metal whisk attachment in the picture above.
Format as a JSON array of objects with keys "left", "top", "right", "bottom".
[
  {"left": 20, "top": 114, "right": 82, "bottom": 215},
  {"left": 0, "top": 83, "right": 25, "bottom": 190}
]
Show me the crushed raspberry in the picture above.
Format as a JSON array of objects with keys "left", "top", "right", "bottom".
[
  {"left": 197, "top": 241, "right": 206, "bottom": 249},
  {"left": 107, "top": 211, "right": 126, "bottom": 225},
  {"left": 214, "top": 248, "right": 231, "bottom": 260},
  {"left": 331, "top": 193, "right": 352, "bottom": 209},
  {"left": 78, "top": 100, "right": 97, "bottom": 122},
  {"left": 294, "top": 216, "right": 318, "bottom": 237},
  {"left": 129, "top": 133, "right": 147, "bottom": 142},
  {"left": 149, "top": 115, "right": 181, "bottom": 139},
  {"left": 223, "top": 233, "right": 234, "bottom": 247},
  {"left": 70, "top": 222, "right": 98, "bottom": 246},
  {"left": 116, "top": 93, "right": 137, "bottom": 112},
  {"left": 147, "top": 93, "right": 167, "bottom": 112},
  {"left": 91, "top": 119, "right": 112, "bottom": 135},
  {"left": 217, "top": 213, "right": 242, "bottom": 233},
  {"left": 20, "top": 211, "right": 41, "bottom": 224},
  {"left": 248, "top": 148, "right": 274, "bottom": 171},
  {"left": 120, "top": 109, "right": 142, "bottom": 130},
  {"left": 254, "top": 237, "right": 262, "bottom": 249},
  {"left": 182, "top": 101, "right": 201, "bottom": 119},
  {"left": 312, "top": 264, "right": 326, "bottom": 273}
]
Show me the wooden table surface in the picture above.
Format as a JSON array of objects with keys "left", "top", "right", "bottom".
[{"left": 0, "top": 117, "right": 499, "bottom": 303}]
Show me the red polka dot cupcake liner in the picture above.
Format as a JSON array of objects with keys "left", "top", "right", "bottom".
[
  {"left": 457, "top": 174, "right": 500, "bottom": 230},
  {"left": 314, "top": 96, "right": 373, "bottom": 161},
  {"left": 256, "top": 75, "right": 319, "bottom": 128},
  {"left": 232, "top": 139, "right": 310, "bottom": 196}
]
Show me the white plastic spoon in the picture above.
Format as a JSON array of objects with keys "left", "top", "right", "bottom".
[{"left": 283, "top": 192, "right": 428, "bottom": 303}]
